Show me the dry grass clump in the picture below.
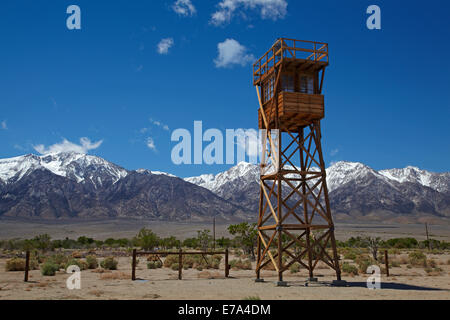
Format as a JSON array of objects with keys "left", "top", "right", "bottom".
[
  {"left": 88, "top": 290, "right": 104, "bottom": 297},
  {"left": 197, "top": 271, "right": 222, "bottom": 279},
  {"left": 316, "top": 261, "right": 329, "bottom": 269},
  {"left": 91, "top": 268, "right": 110, "bottom": 273},
  {"left": 5, "top": 258, "right": 26, "bottom": 271},
  {"left": 5, "top": 257, "right": 38, "bottom": 271},
  {"left": 425, "top": 266, "right": 443, "bottom": 276},
  {"left": 71, "top": 251, "right": 83, "bottom": 259},
  {"left": 29, "top": 282, "right": 49, "bottom": 288},
  {"left": 146, "top": 254, "right": 162, "bottom": 262},
  {"left": 163, "top": 254, "right": 222, "bottom": 270},
  {"left": 99, "top": 271, "right": 129, "bottom": 280}
]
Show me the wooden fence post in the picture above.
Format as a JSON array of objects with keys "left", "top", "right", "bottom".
[
  {"left": 24, "top": 251, "right": 30, "bottom": 282},
  {"left": 384, "top": 250, "right": 389, "bottom": 277},
  {"left": 131, "top": 249, "right": 137, "bottom": 281},
  {"left": 178, "top": 248, "right": 183, "bottom": 280},
  {"left": 225, "top": 248, "right": 229, "bottom": 278}
]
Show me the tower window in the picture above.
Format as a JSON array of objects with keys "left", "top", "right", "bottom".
[
  {"left": 282, "top": 74, "right": 294, "bottom": 92},
  {"left": 262, "top": 77, "right": 275, "bottom": 102},
  {"left": 299, "top": 75, "right": 314, "bottom": 94}
]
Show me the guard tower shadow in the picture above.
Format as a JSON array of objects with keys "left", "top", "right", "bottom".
[{"left": 346, "top": 281, "right": 447, "bottom": 291}]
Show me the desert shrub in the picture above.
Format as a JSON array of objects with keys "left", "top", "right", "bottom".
[
  {"left": 408, "top": 252, "right": 427, "bottom": 267},
  {"left": 341, "top": 262, "right": 358, "bottom": 275},
  {"left": 390, "top": 260, "right": 400, "bottom": 268},
  {"left": 71, "top": 251, "right": 83, "bottom": 258},
  {"left": 397, "top": 255, "right": 409, "bottom": 265},
  {"left": 65, "top": 258, "right": 88, "bottom": 271},
  {"left": 425, "top": 266, "right": 442, "bottom": 275},
  {"left": 147, "top": 254, "right": 161, "bottom": 262},
  {"left": 5, "top": 258, "right": 26, "bottom": 271},
  {"left": 386, "top": 238, "right": 418, "bottom": 249},
  {"left": 100, "top": 257, "right": 118, "bottom": 270},
  {"left": 343, "top": 250, "right": 357, "bottom": 261},
  {"left": 171, "top": 263, "right": 179, "bottom": 271},
  {"left": 388, "top": 248, "right": 401, "bottom": 255},
  {"left": 86, "top": 255, "right": 98, "bottom": 269},
  {"left": 196, "top": 266, "right": 203, "bottom": 271},
  {"left": 164, "top": 255, "right": 178, "bottom": 268},
  {"left": 355, "top": 255, "right": 377, "bottom": 273},
  {"left": 427, "top": 259, "right": 437, "bottom": 268},
  {"left": 229, "top": 259, "right": 252, "bottom": 270},
  {"left": 147, "top": 260, "right": 163, "bottom": 269},
  {"left": 41, "top": 261, "right": 60, "bottom": 276},
  {"left": 289, "top": 263, "right": 300, "bottom": 274},
  {"left": 47, "top": 253, "right": 68, "bottom": 268}
]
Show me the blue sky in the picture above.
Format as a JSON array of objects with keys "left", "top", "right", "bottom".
[{"left": 0, "top": 0, "right": 449, "bottom": 177}]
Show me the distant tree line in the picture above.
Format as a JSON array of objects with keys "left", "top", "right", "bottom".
[{"left": 0, "top": 225, "right": 448, "bottom": 255}]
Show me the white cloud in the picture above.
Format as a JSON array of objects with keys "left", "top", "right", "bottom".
[
  {"left": 210, "top": 0, "right": 288, "bottom": 26},
  {"left": 146, "top": 137, "right": 157, "bottom": 151},
  {"left": 157, "top": 38, "right": 174, "bottom": 55},
  {"left": 235, "top": 128, "right": 260, "bottom": 157},
  {"left": 172, "top": 0, "right": 196, "bottom": 16},
  {"left": 214, "top": 39, "right": 255, "bottom": 68},
  {"left": 330, "top": 148, "right": 339, "bottom": 156},
  {"left": 33, "top": 137, "right": 103, "bottom": 155},
  {"left": 1, "top": 120, "right": 7, "bottom": 130},
  {"left": 149, "top": 118, "right": 170, "bottom": 131}
]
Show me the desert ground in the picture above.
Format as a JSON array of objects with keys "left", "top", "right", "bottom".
[
  {"left": 0, "top": 252, "right": 449, "bottom": 300},
  {"left": 0, "top": 219, "right": 449, "bottom": 300}
]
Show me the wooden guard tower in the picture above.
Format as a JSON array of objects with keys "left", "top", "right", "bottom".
[{"left": 253, "top": 38, "right": 341, "bottom": 284}]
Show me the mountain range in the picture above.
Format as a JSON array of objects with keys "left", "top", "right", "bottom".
[{"left": 0, "top": 152, "right": 449, "bottom": 224}]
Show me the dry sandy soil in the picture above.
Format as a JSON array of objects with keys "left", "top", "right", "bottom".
[{"left": 0, "top": 254, "right": 449, "bottom": 300}]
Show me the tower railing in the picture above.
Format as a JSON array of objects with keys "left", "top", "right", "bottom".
[{"left": 253, "top": 38, "right": 329, "bottom": 85}]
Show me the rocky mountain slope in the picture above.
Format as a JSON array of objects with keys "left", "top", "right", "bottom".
[{"left": 0, "top": 152, "right": 448, "bottom": 223}]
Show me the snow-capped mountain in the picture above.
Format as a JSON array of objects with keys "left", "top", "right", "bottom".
[
  {"left": 185, "top": 162, "right": 259, "bottom": 195},
  {"left": 186, "top": 161, "right": 449, "bottom": 195},
  {"left": 185, "top": 161, "right": 450, "bottom": 223},
  {"left": 0, "top": 152, "right": 246, "bottom": 220},
  {"left": 0, "top": 152, "right": 127, "bottom": 188},
  {"left": 379, "top": 166, "right": 450, "bottom": 193}
]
